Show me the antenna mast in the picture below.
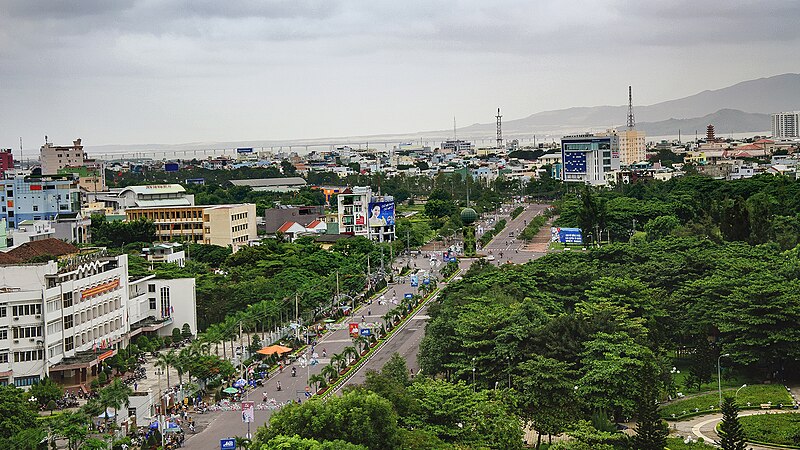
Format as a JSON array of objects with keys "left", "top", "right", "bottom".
[
  {"left": 627, "top": 86, "right": 635, "bottom": 129},
  {"left": 496, "top": 108, "right": 503, "bottom": 148},
  {"left": 453, "top": 116, "right": 457, "bottom": 141}
]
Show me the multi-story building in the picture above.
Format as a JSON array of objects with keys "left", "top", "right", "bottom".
[
  {"left": 561, "top": 134, "right": 621, "bottom": 186},
  {"left": 0, "top": 174, "right": 81, "bottom": 228},
  {"left": 40, "top": 139, "right": 86, "bottom": 175},
  {"left": 0, "top": 239, "right": 196, "bottom": 388},
  {"left": 772, "top": 111, "right": 800, "bottom": 139},
  {"left": 0, "top": 149, "right": 14, "bottom": 177},
  {"left": 609, "top": 128, "right": 646, "bottom": 165},
  {"left": 125, "top": 203, "right": 256, "bottom": 250},
  {"left": 142, "top": 243, "right": 186, "bottom": 267},
  {"left": 263, "top": 205, "right": 324, "bottom": 234},
  {"left": 440, "top": 140, "right": 474, "bottom": 154},
  {"left": 337, "top": 187, "right": 395, "bottom": 242},
  {"left": 95, "top": 184, "right": 194, "bottom": 213}
]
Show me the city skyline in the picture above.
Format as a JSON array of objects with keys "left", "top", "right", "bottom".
[{"left": 1, "top": 0, "right": 799, "bottom": 147}]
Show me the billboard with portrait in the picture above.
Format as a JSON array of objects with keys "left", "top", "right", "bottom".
[
  {"left": 241, "top": 401, "right": 255, "bottom": 423},
  {"left": 368, "top": 201, "right": 395, "bottom": 227}
]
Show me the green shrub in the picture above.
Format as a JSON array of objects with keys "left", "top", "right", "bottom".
[
  {"left": 739, "top": 412, "right": 800, "bottom": 446},
  {"left": 660, "top": 384, "right": 793, "bottom": 419}
]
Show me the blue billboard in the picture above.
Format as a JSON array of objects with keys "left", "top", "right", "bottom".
[
  {"left": 236, "top": 147, "right": 254, "bottom": 154},
  {"left": 553, "top": 227, "right": 583, "bottom": 244},
  {"left": 368, "top": 201, "right": 395, "bottom": 227},
  {"left": 410, "top": 275, "right": 419, "bottom": 287},
  {"left": 563, "top": 152, "right": 587, "bottom": 173}
]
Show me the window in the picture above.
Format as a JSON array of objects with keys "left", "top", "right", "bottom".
[
  {"left": 0, "top": 307, "right": 5, "bottom": 318},
  {"left": 62, "top": 292, "right": 73, "bottom": 308},
  {"left": 64, "top": 336, "right": 74, "bottom": 351},
  {"left": 6, "top": 190, "right": 11, "bottom": 198},
  {"left": 160, "top": 287, "right": 170, "bottom": 317},
  {"left": 13, "top": 350, "right": 43, "bottom": 362},
  {"left": 14, "top": 375, "right": 40, "bottom": 387},
  {"left": 12, "top": 326, "right": 42, "bottom": 339},
  {"left": 148, "top": 284, "right": 156, "bottom": 293},
  {"left": 32, "top": 205, "right": 38, "bottom": 212},
  {"left": 0, "top": 353, "right": 8, "bottom": 363},
  {"left": 64, "top": 315, "right": 73, "bottom": 329},
  {"left": 149, "top": 298, "right": 156, "bottom": 310},
  {"left": 0, "top": 330, "right": 6, "bottom": 340},
  {"left": 11, "top": 304, "right": 42, "bottom": 316}
]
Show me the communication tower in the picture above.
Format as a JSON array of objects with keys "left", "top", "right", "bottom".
[{"left": 496, "top": 108, "right": 503, "bottom": 148}]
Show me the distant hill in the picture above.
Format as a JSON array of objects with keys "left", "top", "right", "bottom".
[
  {"left": 637, "top": 109, "right": 771, "bottom": 137},
  {"left": 458, "top": 73, "right": 800, "bottom": 136}
]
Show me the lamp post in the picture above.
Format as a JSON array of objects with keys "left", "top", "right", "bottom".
[
  {"left": 155, "top": 368, "right": 166, "bottom": 449},
  {"left": 717, "top": 353, "right": 730, "bottom": 406},
  {"left": 472, "top": 358, "right": 476, "bottom": 392},
  {"left": 506, "top": 356, "right": 511, "bottom": 389},
  {"left": 735, "top": 384, "right": 747, "bottom": 399}
]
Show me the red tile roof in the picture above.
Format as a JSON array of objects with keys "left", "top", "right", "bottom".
[
  {"left": 277, "top": 221, "right": 297, "bottom": 233},
  {"left": 307, "top": 220, "right": 323, "bottom": 228},
  {"left": 0, "top": 238, "right": 79, "bottom": 265}
]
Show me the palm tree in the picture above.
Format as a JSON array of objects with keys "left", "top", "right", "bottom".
[
  {"left": 177, "top": 348, "right": 193, "bottom": 384},
  {"left": 320, "top": 364, "right": 338, "bottom": 382},
  {"left": 382, "top": 312, "right": 393, "bottom": 328},
  {"left": 330, "top": 353, "right": 346, "bottom": 372},
  {"left": 342, "top": 346, "right": 359, "bottom": 365},
  {"left": 155, "top": 349, "right": 177, "bottom": 388},
  {"left": 308, "top": 373, "right": 327, "bottom": 392},
  {"left": 352, "top": 336, "right": 369, "bottom": 354},
  {"left": 99, "top": 378, "right": 132, "bottom": 430}
]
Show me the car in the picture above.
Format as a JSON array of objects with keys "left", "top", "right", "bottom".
[{"left": 486, "top": 255, "right": 495, "bottom": 261}]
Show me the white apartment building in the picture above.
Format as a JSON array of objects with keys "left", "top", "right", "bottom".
[
  {"left": 337, "top": 186, "right": 395, "bottom": 242},
  {"left": 608, "top": 128, "right": 646, "bottom": 165},
  {"left": 0, "top": 246, "right": 196, "bottom": 388},
  {"left": 772, "top": 111, "right": 800, "bottom": 139}
]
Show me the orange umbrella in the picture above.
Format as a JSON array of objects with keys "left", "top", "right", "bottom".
[{"left": 256, "top": 345, "right": 293, "bottom": 356}]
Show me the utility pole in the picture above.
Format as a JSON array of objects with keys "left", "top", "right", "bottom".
[
  {"left": 335, "top": 271, "right": 340, "bottom": 310},
  {"left": 295, "top": 293, "right": 299, "bottom": 342}
]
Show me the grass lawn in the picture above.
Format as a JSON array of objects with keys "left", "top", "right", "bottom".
[
  {"left": 665, "top": 437, "right": 715, "bottom": 449},
  {"left": 660, "top": 384, "right": 793, "bottom": 419},
  {"left": 671, "top": 369, "right": 748, "bottom": 395},
  {"left": 740, "top": 412, "right": 800, "bottom": 447}
]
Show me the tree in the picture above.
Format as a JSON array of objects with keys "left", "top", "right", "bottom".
[
  {"left": 29, "top": 376, "right": 64, "bottom": 409},
  {"left": 644, "top": 215, "right": 680, "bottom": 241},
  {"left": 52, "top": 411, "right": 91, "bottom": 450},
  {"left": 514, "top": 355, "right": 577, "bottom": 448},
  {"left": 381, "top": 353, "right": 410, "bottom": 387},
  {"left": 181, "top": 323, "right": 193, "bottom": 340},
  {"left": 257, "top": 390, "right": 401, "bottom": 450},
  {"left": 261, "top": 434, "right": 367, "bottom": 450},
  {"left": 0, "top": 385, "right": 40, "bottom": 441},
  {"left": 330, "top": 353, "right": 347, "bottom": 373},
  {"left": 320, "top": 364, "right": 339, "bottom": 382},
  {"left": 99, "top": 378, "right": 133, "bottom": 430},
  {"left": 631, "top": 370, "right": 668, "bottom": 450},
  {"left": 308, "top": 374, "right": 327, "bottom": 392},
  {"left": 172, "top": 327, "right": 183, "bottom": 342},
  {"left": 718, "top": 395, "right": 747, "bottom": 450},
  {"left": 155, "top": 349, "right": 178, "bottom": 388}
]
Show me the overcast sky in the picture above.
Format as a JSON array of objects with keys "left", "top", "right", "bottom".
[{"left": 1, "top": 0, "right": 798, "bottom": 148}]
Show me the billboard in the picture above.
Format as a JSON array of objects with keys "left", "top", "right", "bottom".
[
  {"left": 236, "top": 147, "right": 254, "bottom": 154},
  {"left": 410, "top": 274, "right": 419, "bottom": 287},
  {"left": 349, "top": 323, "right": 360, "bottom": 336},
  {"left": 563, "top": 152, "right": 587, "bottom": 173},
  {"left": 241, "top": 401, "right": 255, "bottom": 423},
  {"left": 368, "top": 201, "right": 395, "bottom": 227},
  {"left": 551, "top": 227, "right": 583, "bottom": 244}
]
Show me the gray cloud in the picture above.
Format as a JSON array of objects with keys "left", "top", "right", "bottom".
[{"left": 0, "top": 0, "right": 797, "bottom": 147}]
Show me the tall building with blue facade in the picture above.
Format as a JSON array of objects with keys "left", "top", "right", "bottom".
[
  {"left": 0, "top": 174, "right": 81, "bottom": 228},
  {"left": 561, "top": 134, "right": 621, "bottom": 186}
]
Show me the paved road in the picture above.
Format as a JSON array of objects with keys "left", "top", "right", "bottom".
[
  {"left": 672, "top": 408, "right": 797, "bottom": 449},
  {"left": 184, "top": 203, "right": 550, "bottom": 448},
  {"left": 184, "top": 252, "right": 444, "bottom": 449},
  {"left": 339, "top": 203, "right": 551, "bottom": 389}
]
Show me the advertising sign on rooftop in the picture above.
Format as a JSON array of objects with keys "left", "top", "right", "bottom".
[{"left": 368, "top": 201, "right": 395, "bottom": 227}]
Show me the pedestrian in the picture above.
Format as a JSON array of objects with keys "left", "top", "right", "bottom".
[
  {"left": 134, "top": 382, "right": 137, "bottom": 392},
  {"left": 322, "top": 348, "right": 327, "bottom": 357}
]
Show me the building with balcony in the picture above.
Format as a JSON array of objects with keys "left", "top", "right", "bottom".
[
  {"left": 125, "top": 203, "right": 256, "bottom": 250},
  {"left": 337, "top": 187, "right": 395, "bottom": 242},
  {"left": 772, "top": 111, "right": 800, "bottom": 139},
  {"left": 0, "top": 239, "right": 196, "bottom": 388}
]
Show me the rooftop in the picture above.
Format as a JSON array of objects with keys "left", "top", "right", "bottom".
[{"left": 229, "top": 177, "right": 307, "bottom": 188}]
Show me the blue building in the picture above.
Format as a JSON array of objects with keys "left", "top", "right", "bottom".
[
  {"left": 561, "top": 134, "right": 621, "bottom": 186},
  {"left": 0, "top": 174, "right": 81, "bottom": 228}
]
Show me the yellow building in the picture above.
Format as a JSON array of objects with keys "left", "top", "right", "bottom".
[
  {"left": 615, "top": 129, "right": 646, "bottom": 165},
  {"left": 126, "top": 203, "right": 256, "bottom": 250}
]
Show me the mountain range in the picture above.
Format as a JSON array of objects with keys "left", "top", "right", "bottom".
[
  {"left": 85, "top": 73, "right": 799, "bottom": 155},
  {"left": 455, "top": 73, "right": 799, "bottom": 138}
]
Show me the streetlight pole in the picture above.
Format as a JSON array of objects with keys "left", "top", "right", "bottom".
[
  {"left": 472, "top": 358, "right": 476, "bottom": 391},
  {"left": 735, "top": 384, "right": 747, "bottom": 399},
  {"left": 718, "top": 353, "right": 730, "bottom": 406},
  {"left": 506, "top": 356, "right": 511, "bottom": 389}
]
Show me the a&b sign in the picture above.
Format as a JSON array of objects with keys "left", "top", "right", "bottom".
[{"left": 221, "top": 438, "right": 236, "bottom": 449}]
